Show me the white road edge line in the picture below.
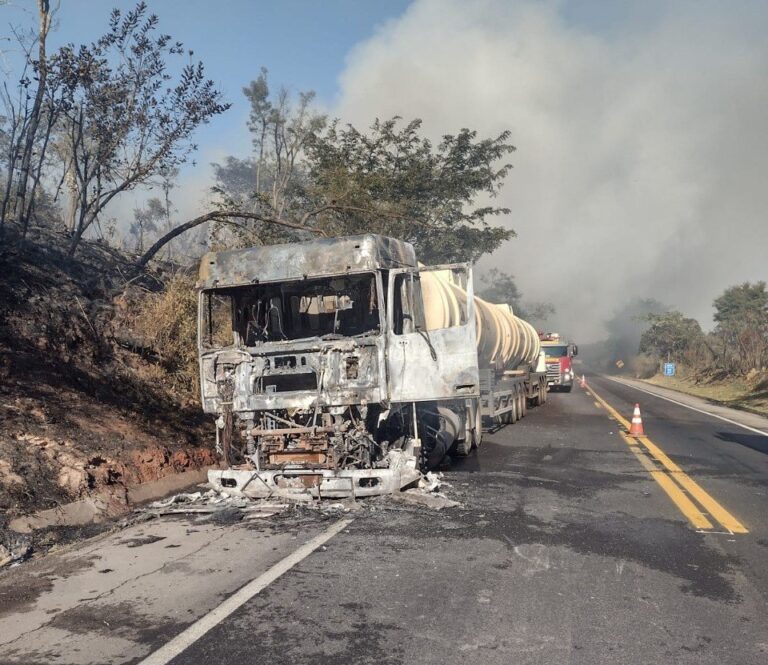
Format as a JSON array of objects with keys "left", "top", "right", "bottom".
[
  {"left": 138, "top": 518, "right": 353, "bottom": 665},
  {"left": 604, "top": 376, "right": 768, "bottom": 437}
]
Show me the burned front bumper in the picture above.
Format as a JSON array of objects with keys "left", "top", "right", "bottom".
[{"left": 207, "top": 450, "right": 421, "bottom": 499}]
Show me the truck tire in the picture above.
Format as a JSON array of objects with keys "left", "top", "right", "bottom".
[
  {"left": 454, "top": 436, "right": 472, "bottom": 456},
  {"left": 562, "top": 385, "right": 573, "bottom": 393}
]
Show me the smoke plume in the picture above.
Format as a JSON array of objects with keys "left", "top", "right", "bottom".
[{"left": 333, "top": 0, "right": 768, "bottom": 340}]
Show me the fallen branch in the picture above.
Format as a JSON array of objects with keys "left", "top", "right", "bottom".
[
  {"left": 133, "top": 210, "right": 326, "bottom": 272},
  {"left": 133, "top": 204, "right": 424, "bottom": 275}
]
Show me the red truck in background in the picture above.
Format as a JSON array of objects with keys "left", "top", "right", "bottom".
[{"left": 539, "top": 333, "right": 578, "bottom": 392}]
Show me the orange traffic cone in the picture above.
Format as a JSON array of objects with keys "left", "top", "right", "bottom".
[
  {"left": 629, "top": 403, "right": 644, "bottom": 436},
  {"left": 579, "top": 375, "right": 587, "bottom": 388}
]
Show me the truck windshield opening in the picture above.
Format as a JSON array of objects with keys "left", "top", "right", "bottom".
[
  {"left": 201, "top": 273, "right": 380, "bottom": 349},
  {"left": 543, "top": 345, "right": 569, "bottom": 358}
]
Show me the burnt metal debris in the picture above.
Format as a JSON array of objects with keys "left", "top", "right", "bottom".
[{"left": 197, "top": 234, "right": 481, "bottom": 499}]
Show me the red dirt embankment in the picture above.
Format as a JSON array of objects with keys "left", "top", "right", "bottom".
[{"left": 0, "top": 226, "right": 217, "bottom": 542}]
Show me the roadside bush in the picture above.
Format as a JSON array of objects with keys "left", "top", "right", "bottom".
[
  {"left": 631, "top": 354, "right": 658, "bottom": 379},
  {"left": 133, "top": 273, "right": 199, "bottom": 399}
]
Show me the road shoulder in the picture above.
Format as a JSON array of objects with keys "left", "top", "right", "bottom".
[{"left": 606, "top": 375, "right": 768, "bottom": 435}]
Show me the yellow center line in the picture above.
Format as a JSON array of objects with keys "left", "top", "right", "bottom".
[
  {"left": 635, "top": 435, "right": 748, "bottom": 534},
  {"left": 589, "top": 382, "right": 748, "bottom": 534},
  {"left": 621, "top": 434, "right": 714, "bottom": 530}
]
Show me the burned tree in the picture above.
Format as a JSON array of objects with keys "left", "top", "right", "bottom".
[
  {"left": 1, "top": 0, "right": 58, "bottom": 242},
  {"left": 51, "top": 2, "right": 228, "bottom": 256}
]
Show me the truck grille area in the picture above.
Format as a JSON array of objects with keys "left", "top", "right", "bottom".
[
  {"left": 263, "top": 373, "right": 317, "bottom": 393},
  {"left": 546, "top": 363, "right": 560, "bottom": 383}
]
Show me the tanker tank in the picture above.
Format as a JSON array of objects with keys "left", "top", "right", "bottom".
[{"left": 420, "top": 269, "right": 540, "bottom": 372}]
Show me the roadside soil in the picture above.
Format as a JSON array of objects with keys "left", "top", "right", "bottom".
[{"left": 0, "top": 225, "right": 218, "bottom": 562}]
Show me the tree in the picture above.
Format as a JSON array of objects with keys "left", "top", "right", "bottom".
[
  {"left": 713, "top": 281, "right": 768, "bottom": 326},
  {"left": 11, "top": 0, "right": 53, "bottom": 236},
  {"left": 51, "top": 2, "right": 229, "bottom": 255},
  {"left": 523, "top": 301, "right": 556, "bottom": 323},
  {"left": 478, "top": 268, "right": 554, "bottom": 322},
  {"left": 640, "top": 311, "right": 704, "bottom": 361},
  {"left": 304, "top": 117, "right": 515, "bottom": 263},
  {"left": 129, "top": 197, "right": 164, "bottom": 253},
  {"left": 212, "top": 68, "right": 326, "bottom": 247},
  {"left": 147, "top": 84, "right": 517, "bottom": 268},
  {"left": 478, "top": 268, "right": 523, "bottom": 310},
  {"left": 603, "top": 298, "right": 667, "bottom": 370},
  {"left": 712, "top": 282, "right": 768, "bottom": 374},
  {"left": 1, "top": 0, "right": 61, "bottom": 243}
]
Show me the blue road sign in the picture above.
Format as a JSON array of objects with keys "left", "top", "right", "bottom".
[{"left": 663, "top": 362, "right": 676, "bottom": 377}]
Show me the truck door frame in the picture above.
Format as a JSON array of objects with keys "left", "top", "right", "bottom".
[{"left": 385, "top": 264, "right": 480, "bottom": 403}]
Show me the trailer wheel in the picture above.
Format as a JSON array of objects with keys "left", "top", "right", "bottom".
[
  {"left": 521, "top": 392, "right": 527, "bottom": 417},
  {"left": 454, "top": 437, "right": 471, "bottom": 456},
  {"left": 533, "top": 383, "right": 543, "bottom": 407}
]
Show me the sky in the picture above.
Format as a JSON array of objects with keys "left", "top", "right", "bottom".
[{"left": 3, "top": 0, "right": 768, "bottom": 341}]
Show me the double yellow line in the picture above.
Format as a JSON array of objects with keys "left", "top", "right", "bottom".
[{"left": 587, "top": 383, "right": 748, "bottom": 534}]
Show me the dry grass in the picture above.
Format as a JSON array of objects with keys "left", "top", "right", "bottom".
[
  {"left": 645, "top": 371, "right": 768, "bottom": 417},
  {"left": 133, "top": 273, "right": 199, "bottom": 400}
]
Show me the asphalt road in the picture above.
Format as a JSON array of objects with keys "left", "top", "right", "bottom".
[{"left": 1, "top": 375, "right": 767, "bottom": 664}]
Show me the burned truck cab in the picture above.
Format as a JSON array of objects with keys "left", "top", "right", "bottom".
[{"left": 197, "top": 234, "right": 479, "bottom": 498}]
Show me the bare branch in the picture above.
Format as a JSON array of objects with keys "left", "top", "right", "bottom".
[{"left": 134, "top": 210, "right": 326, "bottom": 271}]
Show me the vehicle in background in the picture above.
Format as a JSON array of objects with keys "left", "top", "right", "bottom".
[
  {"left": 540, "top": 333, "right": 578, "bottom": 392},
  {"left": 422, "top": 269, "right": 548, "bottom": 443},
  {"left": 196, "top": 234, "right": 548, "bottom": 498}
]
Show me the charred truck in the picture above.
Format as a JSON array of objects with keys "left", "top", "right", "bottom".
[
  {"left": 197, "top": 235, "right": 548, "bottom": 498},
  {"left": 540, "top": 333, "right": 578, "bottom": 392}
]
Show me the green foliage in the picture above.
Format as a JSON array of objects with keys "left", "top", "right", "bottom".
[
  {"left": 305, "top": 117, "right": 515, "bottom": 263},
  {"left": 640, "top": 311, "right": 704, "bottom": 359},
  {"left": 210, "top": 69, "right": 516, "bottom": 264},
  {"left": 713, "top": 281, "right": 768, "bottom": 326},
  {"left": 712, "top": 282, "right": 768, "bottom": 374}
]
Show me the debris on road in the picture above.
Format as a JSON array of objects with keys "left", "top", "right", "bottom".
[
  {"left": 0, "top": 533, "right": 32, "bottom": 568},
  {"left": 144, "top": 489, "right": 290, "bottom": 520},
  {"left": 390, "top": 490, "right": 460, "bottom": 510},
  {"left": 388, "top": 472, "right": 461, "bottom": 510},
  {"left": 142, "top": 473, "right": 460, "bottom": 522}
]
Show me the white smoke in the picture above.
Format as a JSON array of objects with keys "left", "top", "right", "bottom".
[{"left": 333, "top": 0, "right": 768, "bottom": 340}]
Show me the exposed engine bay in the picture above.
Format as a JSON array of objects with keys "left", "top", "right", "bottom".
[{"left": 196, "top": 235, "right": 479, "bottom": 498}]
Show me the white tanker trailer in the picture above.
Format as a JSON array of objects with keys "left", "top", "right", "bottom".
[
  {"left": 197, "top": 234, "right": 549, "bottom": 498},
  {"left": 421, "top": 270, "right": 548, "bottom": 444}
]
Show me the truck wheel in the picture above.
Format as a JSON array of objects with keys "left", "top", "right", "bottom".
[{"left": 454, "top": 437, "right": 472, "bottom": 456}]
